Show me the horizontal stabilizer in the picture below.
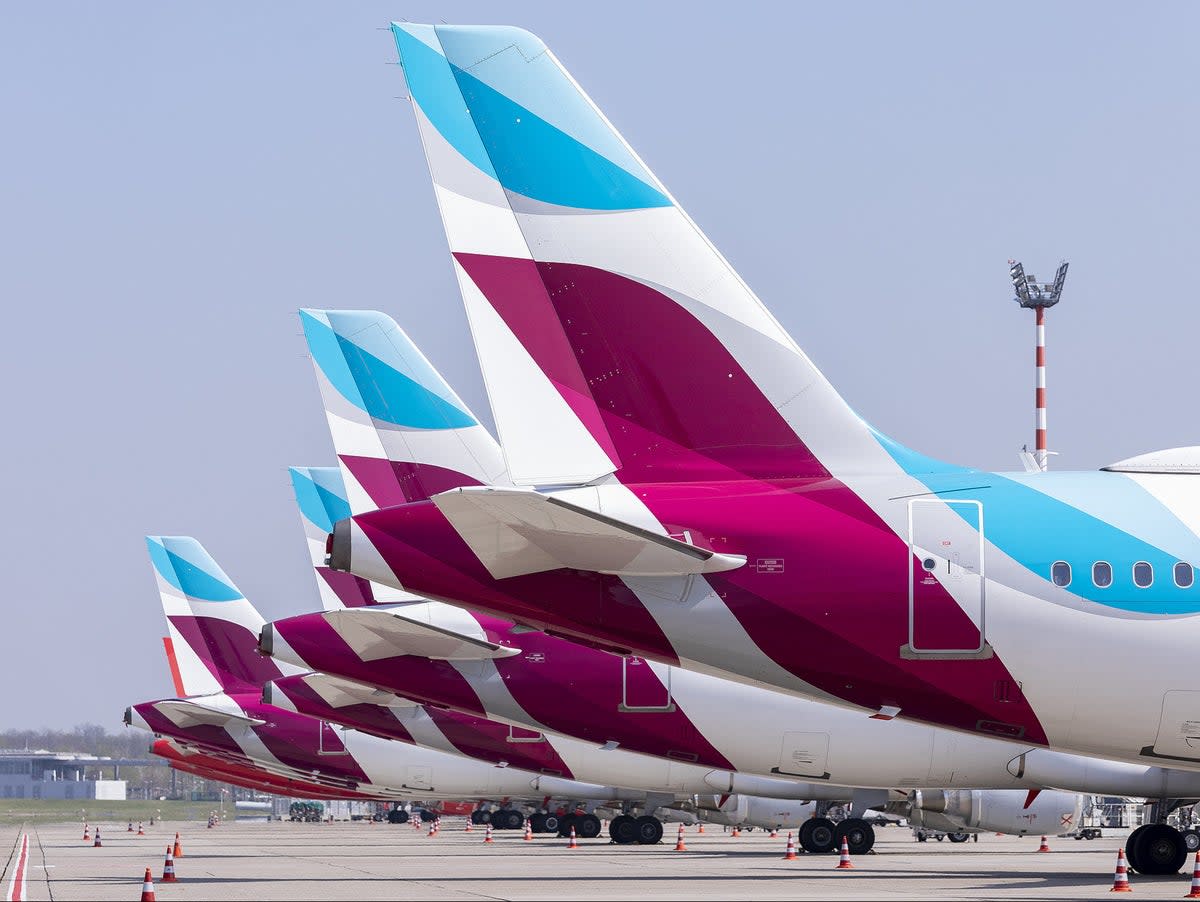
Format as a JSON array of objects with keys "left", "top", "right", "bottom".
[
  {"left": 152, "top": 699, "right": 265, "bottom": 730},
  {"left": 295, "top": 672, "right": 419, "bottom": 710},
  {"left": 323, "top": 603, "right": 521, "bottom": 662},
  {"left": 431, "top": 487, "right": 747, "bottom": 579}
]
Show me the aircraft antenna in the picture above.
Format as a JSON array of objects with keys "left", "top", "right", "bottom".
[{"left": 1009, "top": 259, "right": 1068, "bottom": 472}]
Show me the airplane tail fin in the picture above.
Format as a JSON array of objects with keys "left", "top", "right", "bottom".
[
  {"left": 147, "top": 536, "right": 284, "bottom": 694},
  {"left": 288, "top": 465, "right": 418, "bottom": 609},
  {"left": 299, "top": 308, "right": 508, "bottom": 510},
  {"left": 391, "top": 24, "right": 896, "bottom": 485}
]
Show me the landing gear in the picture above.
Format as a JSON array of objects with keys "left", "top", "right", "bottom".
[
  {"left": 947, "top": 832, "right": 971, "bottom": 844},
  {"left": 634, "top": 815, "right": 663, "bottom": 845},
  {"left": 497, "top": 809, "right": 524, "bottom": 830},
  {"left": 575, "top": 813, "right": 602, "bottom": 839},
  {"left": 799, "top": 817, "right": 837, "bottom": 854},
  {"left": 541, "top": 813, "right": 560, "bottom": 835},
  {"left": 1127, "top": 823, "right": 1188, "bottom": 875},
  {"left": 836, "top": 818, "right": 876, "bottom": 855},
  {"left": 386, "top": 808, "right": 409, "bottom": 824},
  {"left": 609, "top": 814, "right": 637, "bottom": 845},
  {"left": 417, "top": 809, "right": 437, "bottom": 823},
  {"left": 469, "top": 810, "right": 488, "bottom": 826}
]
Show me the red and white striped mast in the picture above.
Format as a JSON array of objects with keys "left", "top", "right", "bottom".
[{"left": 1010, "top": 260, "right": 1068, "bottom": 472}]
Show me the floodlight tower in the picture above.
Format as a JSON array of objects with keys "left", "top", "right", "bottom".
[{"left": 1009, "top": 259, "right": 1069, "bottom": 472}]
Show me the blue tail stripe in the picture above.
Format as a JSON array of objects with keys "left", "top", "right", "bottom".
[
  {"left": 289, "top": 467, "right": 352, "bottom": 534},
  {"left": 146, "top": 537, "right": 243, "bottom": 602}
]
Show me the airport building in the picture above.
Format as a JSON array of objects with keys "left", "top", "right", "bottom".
[{"left": 0, "top": 749, "right": 143, "bottom": 800}]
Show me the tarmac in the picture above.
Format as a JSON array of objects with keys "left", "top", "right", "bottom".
[{"left": 2, "top": 818, "right": 1194, "bottom": 901}]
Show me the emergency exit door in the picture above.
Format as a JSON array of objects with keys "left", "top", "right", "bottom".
[{"left": 905, "top": 498, "right": 989, "bottom": 658}]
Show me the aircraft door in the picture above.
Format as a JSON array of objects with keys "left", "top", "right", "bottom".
[
  {"left": 774, "top": 731, "right": 830, "bottom": 780},
  {"left": 1149, "top": 691, "right": 1200, "bottom": 762},
  {"left": 905, "top": 499, "right": 989, "bottom": 658}
]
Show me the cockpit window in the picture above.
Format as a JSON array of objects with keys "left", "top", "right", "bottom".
[
  {"left": 1175, "top": 562, "right": 1193, "bottom": 588},
  {"left": 1133, "top": 561, "right": 1153, "bottom": 588},
  {"left": 1092, "top": 562, "right": 1112, "bottom": 588},
  {"left": 1051, "top": 561, "right": 1071, "bottom": 588}
]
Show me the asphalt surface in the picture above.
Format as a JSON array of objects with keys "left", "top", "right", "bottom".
[{"left": 1, "top": 818, "right": 1189, "bottom": 900}]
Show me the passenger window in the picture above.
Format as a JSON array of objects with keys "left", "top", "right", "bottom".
[
  {"left": 1092, "top": 562, "right": 1112, "bottom": 588},
  {"left": 1051, "top": 561, "right": 1071, "bottom": 587},
  {"left": 1133, "top": 561, "right": 1153, "bottom": 588},
  {"left": 1175, "top": 562, "right": 1194, "bottom": 588}
]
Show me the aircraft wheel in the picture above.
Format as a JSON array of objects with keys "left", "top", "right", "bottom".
[
  {"left": 1125, "top": 824, "right": 1150, "bottom": 873},
  {"left": 501, "top": 809, "right": 524, "bottom": 830},
  {"left": 799, "top": 817, "right": 837, "bottom": 853},
  {"left": 836, "top": 818, "right": 876, "bottom": 854},
  {"left": 542, "top": 813, "right": 560, "bottom": 835},
  {"left": 558, "top": 813, "right": 577, "bottom": 837},
  {"left": 635, "top": 815, "right": 663, "bottom": 845},
  {"left": 947, "top": 832, "right": 971, "bottom": 843},
  {"left": 577, "top": 813, "right": 602, "bottom": 839},
  {"left": 387, "top": 809, "right": 408, "bottom": 825},
  {"left": 609, "top": 814, "right": 637, "bottom": 845},
  {"left": 1130, "top": 823, "right": 1187, "bottom": 875},
  {"left": 1183, "top": 829, "right": 1200, "bottom": 853},
  {"left": 529, "top": 813, "right": 547, "bottom": 834}
]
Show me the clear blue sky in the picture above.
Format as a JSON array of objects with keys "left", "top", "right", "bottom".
[{"left": 2, "top": 2, "right": 1196, "bottom": 729}]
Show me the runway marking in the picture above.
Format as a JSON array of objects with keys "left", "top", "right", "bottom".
[{"left": 5, "top": 834, "right": 27, "bottom": 902}]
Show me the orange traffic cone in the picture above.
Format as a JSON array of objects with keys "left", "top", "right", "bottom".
[
  {"left": 128, "top": 822, "right": 134, "bottom": 833},
  {"left": 161, "top": 846, "right": 177, "bottom": 883},
  {"left": 465, "top": 818, "right": 474, "bottom": 834},
  {"left": 1186, "top": 851, "right": 1200, "bottom": 898},
  {"left": 567, "top": 826, "right": 579, "bottom": 849},
  {"left": 1110, "top": 847, "right": 1132, "bottom": 893},
  {"left": 483, "top": 823, "right": 494, "bottom": 844},
  {"left": 697, "top": 823, "right": 705, "bottom": 834},
  {"left": 1038, "top": 834, "right": 1051, "bottom": 852},
  {"left": 139, "top": 867, "right": 156, "bottom": 902},
  {"left": 83, "top": 823, "right": 90, "bottom": 841},
  {"left": 137, "top": 822, "right": 145, "bottom": 836},
  {"left": 769, "top": 827, "right": 778, "bottom": 839},
  {"left": 427, "top": 819, "right": 436, "bottom": 837},
  {"left": 835, "top": 836, "right": 854, "bottom": 869},
  {"left": 524, "top": 819, "right": 533, "bottom": 841},
  {"left": 731, "top": 825, "right": 741, "bottom": 837},
  {"left": 674, "top": 823, "right": 687, "bottom": 852},
  {"left": 172, "top": 833, "right": 182, "bottom": 858},
  {"left": 783, "top": 831, "right": 798, "bottom": 860},
  {"left": 93, "top": 827, "right": 102, "bottom": 848}
]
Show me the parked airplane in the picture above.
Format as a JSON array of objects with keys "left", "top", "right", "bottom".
[
  {"left": 317, "top": 23, "right": 1200, "bottom": 871},
  {"left": 276, "top": 316, "right": 1111, "bottom": 854},
  {"left": 128, "top": 535, "right": 689, "bottom": 831}
]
